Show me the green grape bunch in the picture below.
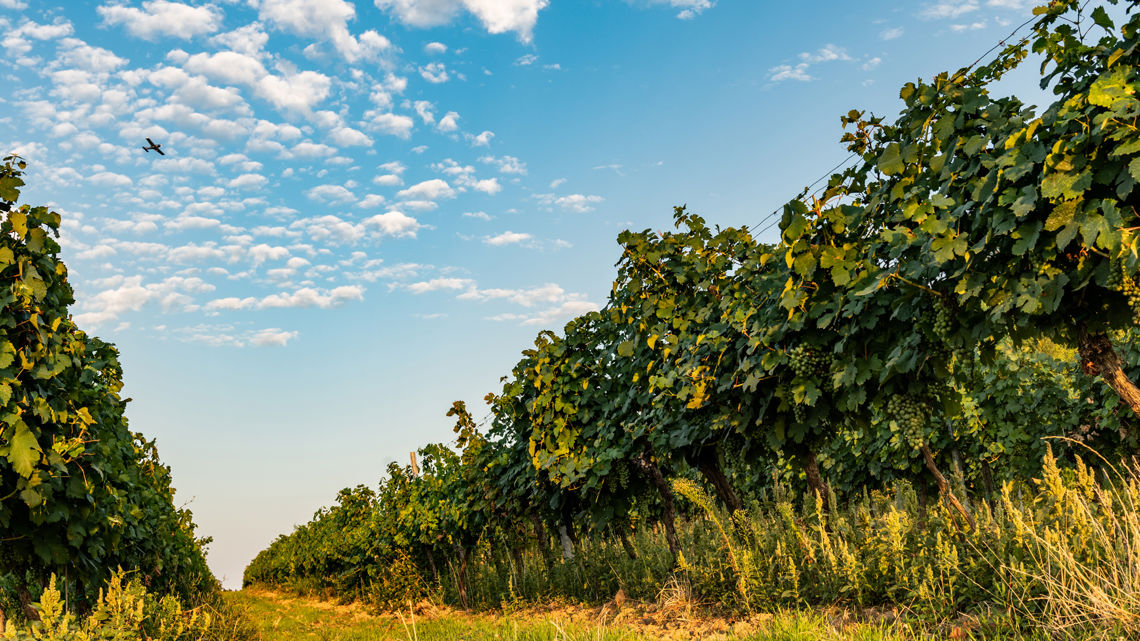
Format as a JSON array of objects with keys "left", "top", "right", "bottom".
[
  {"left": 788, "top": 344, "right": 830, "bottom": 379},
  {"left": 932, "top": 300, "right": 953, "bottom": 342},
  {"left": 1121, "top": 271, "right": 1140, "bottom": 327},
  {"left": 615, "top": 463, "right": 631, "bottom": 489},
  {"left": 886, "top": 394, "right": 927, "bottom": 450},
  {"left": 1105, "top": 264, "right": 1124, "bottom": 291},
  {"left": 793, "top": 402, "right": 807, "bottom": 424}
]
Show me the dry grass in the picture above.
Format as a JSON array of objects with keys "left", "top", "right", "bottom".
[{"left": 1002, "top": 446, "right": 1140, "bottom": 638}]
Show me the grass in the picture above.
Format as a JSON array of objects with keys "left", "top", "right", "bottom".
[{"left": 224, "top": 588, "right": 1047, "bottom": 641}]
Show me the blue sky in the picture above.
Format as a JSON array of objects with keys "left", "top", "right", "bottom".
[{"left": 1, "top": 0, "right": 1057, "bottom": 588}]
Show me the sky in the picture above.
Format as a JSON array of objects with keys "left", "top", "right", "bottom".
[{"left": 0, "top": 0, "right": 1072, "bottom": 588}]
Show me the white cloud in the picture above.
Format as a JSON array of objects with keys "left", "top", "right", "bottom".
[
  {"left": 170, "top": 243, "right": 227, "bottom": 262},
  {"left": 397, "top": 178, "right": 455, "bottom": 201},
  {"left": 258, "top": 285, "right": 364, "bottom": 309},
  {"left": 364, "top": 111, "right": 415, "bottom": 138},
  {"left": 480, "top": 155, "right": 526, "bottom": 174},
  {"left": 250, "top": 328, "right": 299, "bottom": 346},
  {"left": 256, "top": 0, "right": 390, "bottom": 62},
  {"left": 291, "top": 141, "right": 337, "bottom": 157},
  {"left": 210, "top": 23, "right": 269, "bottom": 55},
  {"left": 98, "top": 1, "right": 223, "bottom": 40},
  {"left": 247, "top": 243, "right": 290, "bottom": 266},
  {"left": 307, "top": 184, "right": 356, "bottom": 203},
  {"left": 289, "top": 215, "right": 366, "bottom": 243},
  {"left": 247, "top": 328, "right": 296, "bottom": 344},
  {"left": 537, "top": 193, "right": 603, "bottom": 213},
  {"left": 484, "top": 230, "right": 530, "bottom": 246},
  {"left": 252, "top": 119, "right": 303, "bottom": 141},
  {"left": 768, "top": 43, "right": 852, "bottom": 83},
  {"left": 74, "top": 274, "right": 215, "bottom": 326},
  {"left": 424, "top": 41, "right": 447, "bottom": 54},
  {"left": 57, "top": 37, "right": 127, "bottom": 72},
  {"left": 406, "top": 277, "right": 474, "bottom": 294},
  {"left": 880, "top": 27, "right": 903, "bottom": 40},
  {"left": 800, "top": 44, "right": 850, "bottom": 64},
  {"left": 419, "top": 61, "right": 449, "bottom": 83},
  {"left": 862, "top": 57, "right": 882, "bottom": 71},
  {"left": 919, "top": 1, "right": 979, "bottom": 19},
  {"left": 463, "top": 211, "right": 491, "bottom": 220},
  {"left": 255, "top": 70, "right": 332, "bottom": 114},
  {"left": 183, "top": 50, "right": 267, "bottom": 86},
  {"left": 203, "top": 297, "right": 256, "bottom": 312},
  {"left": 951, "top": 20, "right": 987, "bottom": 31},
  {"left": 13, "top": 19, "right": 74, "bottom": 40},
  {"left": 472, "top": 178, "right": 500, "bottom": 194},
  {"left": 373, "top": 174, "right": 403, "bottom": 186},
  {"left": 460, "top": 283, "right": 559, "bottom": 305},
  {"left": 357, "top": 194, "right": 386, "bottom": 208},
  {"left": 363, "top": 210, "right": 422, "bottom": 237},
  {"left": 374, "top": 0, "right": 548, "bottom": 42},
  {"left": 769, "top": 63, "right": 812, "bottom": 82},
  {"left": 648, "top": 0, "right": 714, "bottom": 20},
  {"left": 468, "top": 130, "right": 494, "bottom": 147},
  {"left": 229, "top": 173, "right": 268, "bottom": 189},
  {"left": 413, "top": 99, "right": 435, "bottom": 125},
  {"left": 88, "top": 170, "right": 132, "bottom": 187},
  {"left": 328, "top": 126, "right": 372, "bottom": 146},
  {"left": 437, "top": 110, "right": 459, "bottom": 132}
]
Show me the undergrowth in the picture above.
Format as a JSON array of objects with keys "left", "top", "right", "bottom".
[{"left": 254, "top": 451, "right": 1140, "bottom": 640}]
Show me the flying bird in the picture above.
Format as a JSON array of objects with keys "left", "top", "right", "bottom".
[{"left": 142, "top": 138, "right": 165, "bottom": 155}]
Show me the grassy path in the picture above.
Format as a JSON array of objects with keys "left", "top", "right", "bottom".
[{"left": 223, "top": 589, "right": 989, "bottom": 641}]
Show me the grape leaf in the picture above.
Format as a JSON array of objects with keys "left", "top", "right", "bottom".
[{"left": 5, "top": 422, "right": 42, "bottom": 479}]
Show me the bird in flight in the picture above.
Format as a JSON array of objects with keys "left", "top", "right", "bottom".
[{"left": 142, "top": 138, "right": 165, "bottom": 155}]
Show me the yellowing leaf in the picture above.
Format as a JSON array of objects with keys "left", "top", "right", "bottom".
[
  {"left": 7, "top": 210, "right": 27, "bottom": 238},
  {"left": 1045, "top": 200, "right": 1079, "bottom": 232},
  {"left": 5, "top": 422, "right": 42, "bottom": 478}
]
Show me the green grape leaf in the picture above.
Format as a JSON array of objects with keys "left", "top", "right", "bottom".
[
  {"left": 878, "top": 143, "right": 904, "bottom": 176},
  {"left": 1091, "top": 6, "right": 1114, "bottom": 32},
  {"left": 0, "top": 175, "right": 23, "bottom": 202},
  {"left": 19, "top": 487, "right": 43, "bottom": 508}
]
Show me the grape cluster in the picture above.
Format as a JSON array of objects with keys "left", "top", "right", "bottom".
[
  {"left": 1123, "top": 274, "right": 1140, "bottom": 326},
  {"left": 788, "top": 345, "right": 830, "bottom": 378},
  {"left": 1106, "top": 266, "right": 1124, "bottom": 291},
  {"left": 886, "top": 394, "right": 927, "bottom": 449},
  {"left": 615, "top": 463, "right": 631, "bottom": 489},
  {"left": 792, "top": 402, "right": 807, "bottom": 424},
  {"left": 932, "top": 300, "right": 953, "bottom": 341}
]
